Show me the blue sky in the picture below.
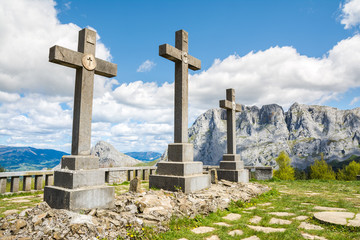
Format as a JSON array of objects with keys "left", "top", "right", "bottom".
[{"left": 0, "top": 0, "right": 360, "bottom": 154}]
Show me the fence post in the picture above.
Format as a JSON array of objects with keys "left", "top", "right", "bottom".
[
  {"left": 34, "top": 175, "right": 43, "bottom": 190},
  {"left": 23, "top": 176, "right": 32, "bottom": 191},
  {"left": 10, "top": 177, "right": 20, "bottom": 192}
]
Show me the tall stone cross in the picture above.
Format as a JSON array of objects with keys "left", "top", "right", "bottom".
[
  {"left": 49, "top": 28, "right": 117, "bottom": 155},
  {"left": 219, "top": 88, "right": 242, "bottom": 154},
  {"left": 159, "top": 30, "right": 201, "bottom": 143}
]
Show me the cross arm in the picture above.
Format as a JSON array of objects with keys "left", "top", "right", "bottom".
[
  {"left": 49, "top": 45, "right": 82, "bottom": 69},
  {"left": 219, "top": 100, "right": 242, "bottom": 112},
  {"left": 159, "top": 44, "right": 181, "bottom": 62},
  {"left": 159, "top": 44, "right": 201, "bottom": 71},
  {"left": 95, "top": 58, "right": 117, "bottom": 77}
]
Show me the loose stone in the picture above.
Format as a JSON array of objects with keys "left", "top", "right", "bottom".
[
  {"left": 222, "top": 213, "right": 241, "bottom": 221},
  {"left": 269, "top": 217, "right": 292, "bottom": 225},
  {"left": 298, "top": 222, "right": 324, "bottom": 230},
  {"left": 247, "top": 225, "right": 286, "bottom": 233},
  {"left": 228, "top": 229, "right": 243, "bottom": 236},
  {"left": 191, "top": 226, "right": 215, "bottom": 234},
  {"left": 301, "top": 232, "right": 328, "bottom": 240},
  {"left": 249, "top": 216, "right": 262, "bottom": 224},
  {"left": 269, "top": 212, "right": 295, "bottom": 217},
  {"left": 3, "top": 210, "right": 19, "bottom": 216},
  {"left": 214, "top": 222, "right": 231, "bottom": 227}
]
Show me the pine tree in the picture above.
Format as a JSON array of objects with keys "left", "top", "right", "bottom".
[{"left": 273, "top": 151, "right": 295, "bottom": 180}]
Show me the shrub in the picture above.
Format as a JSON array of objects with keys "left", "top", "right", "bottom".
[
  {"left": 273, "top": 151, "right": 295, "bottom": 180},
  {"left": 337, "top": 161, "right": 360, "bottom": 180},
  {"left": 294, "top": 168, "right": 307, "bottom": 180},
  {"left": 310, "top": 153, "right": 336, "bottom": 180}
]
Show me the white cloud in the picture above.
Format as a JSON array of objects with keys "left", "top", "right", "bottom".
[
  {"left": 340, "top": 0, "right": 360, "bottom": 29},
  {"left": 350, "top": 96, "right": 360, "bottom": 105},
  {"left": 2, "top": 0, "right": 360, "bottom": 155},
  {"left": 137, "top": 60, "right": 156, "bottom": 72}
]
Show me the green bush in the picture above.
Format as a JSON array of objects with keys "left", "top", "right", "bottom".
[
  {"left": 337, "top": 160, "right": 360, "bottom": 180},
  {"left": 294, "top": 168, "right": 307, "bottom": 180},
  {"left": 310, "top": 153, "right": 336, "bottom": 180},
  {"left": 273, "top": 151, "right": 295, "bottom": 180},
  {"left": 0, "top": 164, "right": 5, "bottom": 172}
]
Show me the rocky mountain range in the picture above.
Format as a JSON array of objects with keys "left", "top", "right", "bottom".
[
  {"left": 125, "top": 152, "right": 162, "bottom": 162},
  {"left": 184, "top": 103, "right": 360, "bottom": 169},
  {"left": 91, "top": 141, "right": 141, "bottom": 167}
]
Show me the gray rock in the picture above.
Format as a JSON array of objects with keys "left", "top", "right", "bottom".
[{"left": 91, "top": 141, "right": 141, "bottom": 167}]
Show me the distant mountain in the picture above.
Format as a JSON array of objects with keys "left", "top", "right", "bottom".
[
  {"left": 125, "top": 151, "right": 162, "bottom": 162},
  {"left": 91, "top": 141, "right": 141, "bottom": 167},
  {"left": 0, "top": 146, "right": 68, "bottom": 171},
  {"left": 161, "top": 103, "right": 360, "bottom": 169}
]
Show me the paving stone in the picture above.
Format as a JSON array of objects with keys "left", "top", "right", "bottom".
[
  {"left": 313, "top": 206, "right": 346, "bottom": 211},
  {"left": 222, "top": 213, "right": 241, "bottom": 221},
  {"left": 313, "top": 211, "right": 356, "bottom": 226},
  {"left": 228, "top": 229, "right": 243, "bottom": 236},
  {"left": 293, "top": 215, "right": 308, "bottom": 221},
  {"left": 301, "top": 203, "right": 312, "bottom": 206},
  {"left": 249, "top": 216, "right": 262, "bottom": 224},
  {"left": 242, "top": 211, "right": 251, "bottom": 213},
  {"left": 3, "top": 209, "right": 19, "bottom": 216},
  {"left": 247, "top": 206, "right": 256, "bottom": 210},
  {"left": 178, "top": 238, "right": 188, "bottom": 240},
  {"left": 269, "top": 217, "right": 292, "bottom": 225},
  {"left": 301, "top": 232, "right": 328, "bottom": 240},
  {"left": 247, "top": 225, "right": 286, "bottom": 233},
  {"left": 269, "top": 212, "right": 295, "bottom": 216},
  {"left": 298, "top": 222, "right": 324, "bottom": 230},
  {"left": 258, "top": 202, "right": 271, "bottom": 206},
  {"left": 12, "top": 199, "right": 31, "bottom": 203},
  {"left": 242, "top": 236, "right": 260, "bottom": 240},
  {"left": 214, "top": 222, "right": 232, "bottom": 227},
  {"left": 191, "top": 226, "right": 215, "bottom": 234},
  {"left": 348, "top": 213, "right": 360, "bottom": 227},
  {"left": 206, "top": 235, "right": 220, "bottom": 240}
]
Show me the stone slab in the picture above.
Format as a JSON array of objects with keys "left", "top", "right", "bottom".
[
  {"left": 217, "top": 169, "right": 249, "bottom": 183},
  {"left": 156, "top": 161, "right": 203, "bottom": 176},
  {"left": 168, "top": 143, "right": 193, "bottom": 162},
  {"left": 214, "top": 222, "right": 231, "bottom": 227},
  {"left": 222, "top": 213, "right": 241, "bottom": 221},
  {"left": 44, "top": 185, "right": 114, "bottom": 210},
  {"left": 269, "top": 217, "right": 292, "bottom": 225},
  {"left": 191, "top": 226, "right": 215, "bottom": 234},
  {"left": 149, "top": 173, "right": 210, "bottom": 194},
  {"left": 219, "top": 161, "right": 244, "bottom": 170},
  {"left": 301, "top": 233, "right": 328, "bottom": 240},
  {"left": 228, "top": 229, "right": 243, "bottom": 236},
  {"left": 247, "top": 225, "right": 286, "bottom": 233},
  {"left": 61, "top": 155, "right": 99, "bottom": 170},
  {"left": 249, "top": 216, "right": 262, "bottom": 224},
  {"left": 298, "top": 222, "right": 324, "bottom": 230},
  {"left": 313, "top": 206, "right": 346, "bottom": 211},
  {"left": 222, "top": 154, "right": 240, "bottom": 162},
  {"left": 269, "top": 212, "right": 295, "bottom": 217},
  {"left": 242, "top": 236, "right": 260, "bottom": 240},
  {"left": 54, "top": 169, "right": 105, "bottom": 189},
  {"left": 313, "top": 211, "right": 355, "bottom": 226}
]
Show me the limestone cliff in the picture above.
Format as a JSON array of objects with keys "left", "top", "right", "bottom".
[
  {"left": 186, "top": 103, "right": 360, "bottom": 169},
  {"left": 91, "top": 141, "right": 141, "bottom": 167}
]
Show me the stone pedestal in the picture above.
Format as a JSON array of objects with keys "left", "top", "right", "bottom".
[
  {"left": 217, "top": 154, "right": 249, "bottom": 183},
  {"left": 44, "top": 155, "right": 114, "bottom": 210},
  {"left": 149, "top": 143, "right": 210, "bottom": 193}
]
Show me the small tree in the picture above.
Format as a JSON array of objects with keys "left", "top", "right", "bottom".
[
  {"left": 0, "top": 164, "right": 5, "bottom": 172},
  {"left": 337, "top": 161, "right": 360, "bottom": 180},
  {"left": 273, "top": 151, "right": 295, "bottom": 180},
  {"left": 310, "top": 153, "right": 336, "bottom": 180}
]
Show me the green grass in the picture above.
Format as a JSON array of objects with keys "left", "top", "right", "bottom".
[
  {"left": 135, "top": 159, "right": 159, "bottom": 167},
  {"left": 148, "top": 180, "right": 360, "bottom": 240}
]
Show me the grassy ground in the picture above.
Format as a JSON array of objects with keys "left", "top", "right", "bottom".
[
  {"left": 1, "top": 180, "right": 360, "bottom": 239},
  {"left": 149, "top": 180, "right": 360, "bottom": 240}
]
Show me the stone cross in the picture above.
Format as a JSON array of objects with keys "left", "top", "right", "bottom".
[
  {"left": 159, "top": 30, "right": 201, "bottom": 143},
  {"left": 49, "top": 28, "right": 117, "bottom": 156},
  {"left": 219, "top": 88, "right": 242, "bottom": 154}
]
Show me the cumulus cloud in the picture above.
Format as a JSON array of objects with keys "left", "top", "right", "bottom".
[
  {"left": 137, "top": 60, "right": 156, "bottom": 72},
  {"left": 340, "top": 0, "right": 360, "bottom": 29},
  {"left": 350, "top": 96, "right": 360, "bottom": 105},
  {"left": 2, "top": 0, "right": 360, "bottom": 154}
]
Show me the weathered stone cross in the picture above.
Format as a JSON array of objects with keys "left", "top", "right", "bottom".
[
  {"left": 220, "top": 88, "right": 242, "bottom": 154},
  {"left": 159, "top": 30, "right": 201, "bottom": 143},
  {"left": 49, "top": 28, "right": 117, "bottom": 156}
]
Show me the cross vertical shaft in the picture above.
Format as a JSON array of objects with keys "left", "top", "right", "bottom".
[
  {"left": 174, "top": 30, "right": 189, "bottom": 143},
  {"left": 72, "top": 29, "right": 96, "bottom": 155},
  {"left": 226, "top": 89, "right": 236, "bottom": 154}
]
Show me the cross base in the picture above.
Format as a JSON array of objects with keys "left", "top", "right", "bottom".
[
  {"left": 44, "top": 185, "right": 114, "bottom": 210},
  {"left": 218, "top": 154, "right": 249, "bottom": 183},
  {"left": 149, "top": 143, "right": 210, "bottom": 193},
  {"left": 44, "top": 155, "right": 114, "bottom": 210}
]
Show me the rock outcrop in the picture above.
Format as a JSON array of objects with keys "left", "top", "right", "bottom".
[
  {"left": 185, "top": 103, "right": 360, "bottom": 169},
  {"left": 91, "top": 141, "right": 141, "bottom": 167}
]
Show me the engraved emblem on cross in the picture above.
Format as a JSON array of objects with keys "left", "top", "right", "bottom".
[
  {"left": 232, "top": 101, "right": 236, "bottom": 111},
  {"left": 182, "top": 52, "right": 188, "bottom": 64},
  {"left": 82, "top": 54, "right": 97, "bottom": 71}
]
